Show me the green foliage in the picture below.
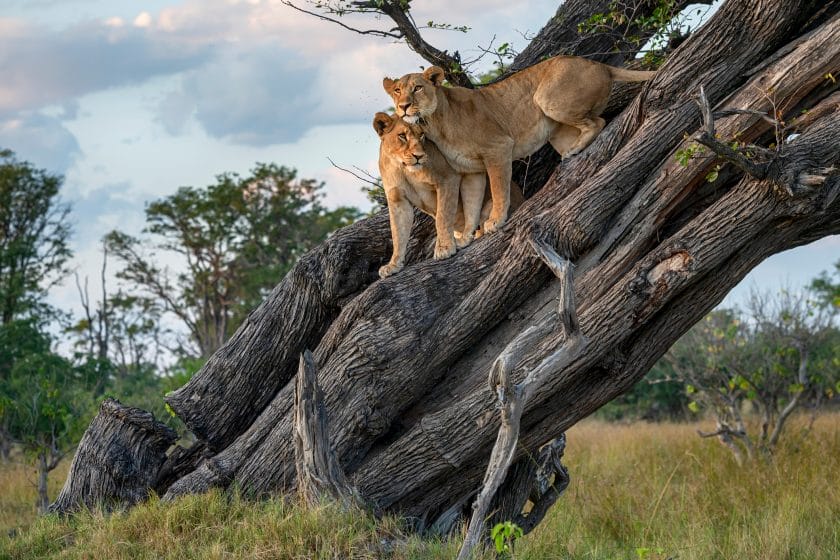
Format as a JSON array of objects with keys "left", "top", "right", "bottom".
[
  {"left": 0, "top": 149, "right": 72, "bottom": 325},
  {"left": 0, "top": 320, "right": 96, "bottom": 510},
  {"left": 106, "top": 163, "right": 361, "bottom": 358},
  {"left": 810, "top": 260, "right": 840, "bottom": 309},
  {"left": 705, "top": 164, "right": 721, "bottom": 183},
  {"left": 674, "top": 143, "right": 705, "bottom": 166},
  {"left": 576, "top": 0, "right": 694, "bottom": 64},
  {"left": 664, "top": 288, "right": 838, "bottom": 456},
  {"left": 0, "top": 322, "right": 96, "bottom": 442},
  {"left": 491, "top": 520, "right": 523, "bottom": 557},
  {"left": 596, "top": 359, "right": 689, "bottom": 421}
]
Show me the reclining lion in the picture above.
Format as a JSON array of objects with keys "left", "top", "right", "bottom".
[
  {"left": 373, "top": 112, "right": 523, "bottom": 278},
  {"left": 383, "top": 56, "right": 655, "bottom": 234}
]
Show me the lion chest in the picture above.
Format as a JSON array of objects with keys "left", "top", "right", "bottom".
[{"left": 402, "top": 170, "right": 440, "bottom": 215}]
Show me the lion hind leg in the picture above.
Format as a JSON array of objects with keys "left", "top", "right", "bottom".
[
  {"left": 534, "top": 79, "right": 608, "bottom": 158},
  {"left": 548, "top": 124, "right": 581, "bottom": 159},
  {"left": 563, "top": 116, "right": 605, "bottom": 157}
]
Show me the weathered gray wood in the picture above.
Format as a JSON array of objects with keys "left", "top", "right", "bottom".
[
  {"left": 458, "top": 237, "right": 583, "bottom": 560},
  {"left": 49, "top": 399, "right": 176, "bottom": 513},
  {"left": 163, "top": 211, "right": 435, "bottom": 452},
  {"left": 294, "top": 349, "right": 357, "bottom": 506}
]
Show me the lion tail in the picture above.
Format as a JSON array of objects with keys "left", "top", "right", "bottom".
[{"left": 608, "top": 66, "right": 657, "bottom": 82}]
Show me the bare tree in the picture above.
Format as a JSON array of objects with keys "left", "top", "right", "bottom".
[{"left": 52, "top": 0, "right": 840, "bottom": 553}]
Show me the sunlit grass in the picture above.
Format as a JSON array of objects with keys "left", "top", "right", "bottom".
[
  {"left": 522, "top": 413, "right": 840, "bottom": 559},
  {"left": 1, "top": 413, "right": 838, "bottom": 559}
]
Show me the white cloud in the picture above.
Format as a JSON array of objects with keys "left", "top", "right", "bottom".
[
  {"left": 133, "top": 11, "right": 152, "bottom": 28},
  {"left": 0, "top": 17, "right": 215, "bottom": 114}
]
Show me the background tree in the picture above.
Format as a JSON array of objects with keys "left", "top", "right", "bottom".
[
  {"left": 666, "top": 288, "right": 838, "bottom": 463},
  {"left": 0, "top": 149, "right": 72, "bottom": 461},
  {"left": 105, "top": 163, "right": 361, "bottom": 359},
  {"left": 0, "top": 149, "right": 72, "bottom": 325},
  {"left": 0, "top": 320, "right": 95, "bottom": 512},
  {"left": 811, "top": 259, "right": 840, "bottom": 309}
]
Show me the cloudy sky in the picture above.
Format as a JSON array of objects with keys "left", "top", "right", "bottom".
[{"left": 1, "top": 0, "right": 836, "bottom": 321}]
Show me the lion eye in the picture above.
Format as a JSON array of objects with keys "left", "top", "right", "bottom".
[
  {"left": 419, "top": 134, "right": 426, "bottom": 142},
  {"left": 394, "top": 88, "right": 401, "bottom": 94},
  {"left": 414, "top": 85, "right": 423, "bottom": 92},
  {"left": 398, "top": 133, "right": 407, "bottom": 142}
]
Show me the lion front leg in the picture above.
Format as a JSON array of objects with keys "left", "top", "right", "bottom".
[
  {"left": 483, "top": 158, "right": 512, "bottom": 234},
  {"left": 433, "top": 178, "right": 459, "bottom": 260},
  {"left": 380, "top": 188, "right": 414, "bottom": 278},
  {"left": 456, "top": 173, "right": 485, "bottom": 248}
]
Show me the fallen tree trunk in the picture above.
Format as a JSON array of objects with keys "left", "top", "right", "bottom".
[{"left": 56, "top": 0, "right": 840, "bottom": 543}]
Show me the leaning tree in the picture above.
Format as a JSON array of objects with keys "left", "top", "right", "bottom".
[{"left": 51, "top": 0, "right": 840, "bottom": 552}]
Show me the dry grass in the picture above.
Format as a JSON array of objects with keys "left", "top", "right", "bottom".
[
  {"left": 1, "top": 414, "right": 838, "bottom": 559},
  {"left": 0, "top": 455, "right": 69, "bottom": 537},
  {"left": 522, "top": 413, "right": 840, "bottom": 559}
]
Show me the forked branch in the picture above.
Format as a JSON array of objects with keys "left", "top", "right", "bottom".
[
  {"left": 457, "top": 234, "right": 586, "bottom": 560},
  {"left": 282, "top": 0, "right": 473, "bottom": 87},
  {"left": 694, "top": 85, "right": 771, "bottom": 180}
]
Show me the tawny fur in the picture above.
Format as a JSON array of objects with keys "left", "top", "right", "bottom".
[
  {"left": 383, "top": 56, "right": 655, "bottom": 234},
  {"left": 373, "top": 112, "right": 523, "bottom": 279}
]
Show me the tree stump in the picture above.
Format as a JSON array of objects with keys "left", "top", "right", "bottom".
[{"left": 49, "top": 399, "right": 177, "bottom": 513}]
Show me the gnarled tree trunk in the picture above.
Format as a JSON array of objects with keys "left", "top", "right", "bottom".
[{"left": 55, "top": 0, "right": 840, "bottom": 544}]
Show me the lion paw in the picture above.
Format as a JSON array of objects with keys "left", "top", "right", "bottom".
[
  {"left": 455, "top": 232, "right": 475, "bottom": 249},
  {"left": 379, "top": 262, "right": 403, "bottom": 278},
  {"left": 433, "top": 240, "right": 457, "bottom": 260},
  {"left": 483, "top": 215, "right": 507, "bottom": 235}
]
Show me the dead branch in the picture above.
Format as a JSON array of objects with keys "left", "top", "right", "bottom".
[
  {"left": 457, "top": 234, "right": 585, "bottom": 560},
  {"left": 327, "top": 157, "right": 380, "bottom": 188},
  {"left": 282, "top": 0, "right": 473, "bottom": 87},
  {"left": 695, "top": 85, "right": 771, "bottom": 180}
]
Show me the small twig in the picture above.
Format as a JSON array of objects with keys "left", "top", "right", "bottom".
[
  {"left": 697, "top": 427, "right": 746, "bottom": 439},
  {"left": 712, "top": 108, "right": 780, "bottom": 127},
  {"left": 281, "top": 1, "right": 402, "bottom": 39},
  {"left": 327, "top": 157, "right": 380, "bottom": 188},
  {"left": 694, "top": 85, "right": 770, "bottom": 180}
]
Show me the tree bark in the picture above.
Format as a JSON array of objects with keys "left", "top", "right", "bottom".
[
  {"left": 57, "top": 0, "right": 840, "bottom": 542},
  {"left": 49, "top": 399, "right": 177, "bottom": 513},
  {"left": 294, "top": 349, "right": 358, "bottom": 506},
  {"left": 37, "top": 452, "right": 50, "bottom": 514}
]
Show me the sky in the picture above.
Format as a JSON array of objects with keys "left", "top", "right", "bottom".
[{"left": 1, "top": 0, "right": 836, "bottom": 326}]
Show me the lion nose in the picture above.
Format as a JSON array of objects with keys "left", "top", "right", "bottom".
[
  {"left": 412, "top": 154, "right": 423, "bottom": 162},
  {"left": 399, "top": 103, "right": 411, "bottom": 113}
]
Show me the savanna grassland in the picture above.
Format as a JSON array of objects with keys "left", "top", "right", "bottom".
[{"left": 1, "top": 414, "right": 838, "bottom": 560}]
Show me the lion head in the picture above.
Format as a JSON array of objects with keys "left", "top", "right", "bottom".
[
  {"left": 373, "top": 112, "right": 429, "bottom": 170},
  {"left": 382, "top": 66, "right": 445, "bottom": 124}
]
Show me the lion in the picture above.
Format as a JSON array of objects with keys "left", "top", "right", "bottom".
[
  {"left": 383, "top": 56, "right": 655, "bottom": 234},
  {"left": 373, "top": 112, "right": 523, "bottom": 278}
]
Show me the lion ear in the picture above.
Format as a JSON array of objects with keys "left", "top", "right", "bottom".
[
  {"left": 423, "top": 66, "right": 445, "bottom": 87},
  {"left": 383, "top": 77, "right": 396, "bottom": 93},
  {"left": 372, "top": 112, "right": 393, "bottom": 137}
]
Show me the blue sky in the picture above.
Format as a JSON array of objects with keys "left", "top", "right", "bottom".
[{"left": 1, "top": 0, "right": 836, "bottom": 322}]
